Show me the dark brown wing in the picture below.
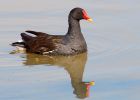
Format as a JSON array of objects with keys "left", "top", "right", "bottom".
[
  {"left": 21, "top": 30, "right": 64, "bottom": 54},
  {"left": 25, "top": 30, "right": 47, "bottom": 36}
]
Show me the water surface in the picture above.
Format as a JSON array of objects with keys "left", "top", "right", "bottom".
[{"left": 0, "top": 0, "right": 140, "bottom": 100}]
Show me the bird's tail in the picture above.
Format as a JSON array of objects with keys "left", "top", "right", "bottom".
[
  {"left": 11, "top": 41, "right": 26, "bottom": 51},
  {"left": 11, "top": 41, "right": 25, "bottom": 47}
]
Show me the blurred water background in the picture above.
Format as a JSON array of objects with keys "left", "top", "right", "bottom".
[{"left": 0, "top": 0, "right": 140, "bottom": 100}]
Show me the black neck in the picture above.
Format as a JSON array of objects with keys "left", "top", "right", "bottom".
[{"left": 67, "top": 16, "right": 82, "bottom": 36}]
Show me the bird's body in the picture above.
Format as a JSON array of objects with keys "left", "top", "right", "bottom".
[{"left": 11, "top": 7, "right": 92, "bottom": 55}]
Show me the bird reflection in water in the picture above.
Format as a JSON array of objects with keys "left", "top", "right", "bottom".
[{"left": 22, "top": 52, "right": 95, "bottom": 99}]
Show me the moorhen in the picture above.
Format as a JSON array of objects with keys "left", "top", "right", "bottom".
[{"left": 11, "top": 7, "right": 93, "bottom": 55}]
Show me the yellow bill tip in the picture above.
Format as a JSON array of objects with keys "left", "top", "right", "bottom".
[
  {"left": 90, "top": 81, "right": 95, "bottom": 86},
  {"left": 87, "top": 18, "right": 93, "bottom": 22}
]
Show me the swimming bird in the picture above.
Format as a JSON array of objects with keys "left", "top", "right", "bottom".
[{"left": 11, "top": 7, "right": 93, "bottom": 55}]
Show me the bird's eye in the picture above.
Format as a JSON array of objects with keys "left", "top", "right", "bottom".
[{"left": 78, "top": 12, "right": 81, "bottom": 15}]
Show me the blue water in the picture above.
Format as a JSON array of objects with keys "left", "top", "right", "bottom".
[{"left": 0, "top": 0, "right": 140, "bottom": 100}]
